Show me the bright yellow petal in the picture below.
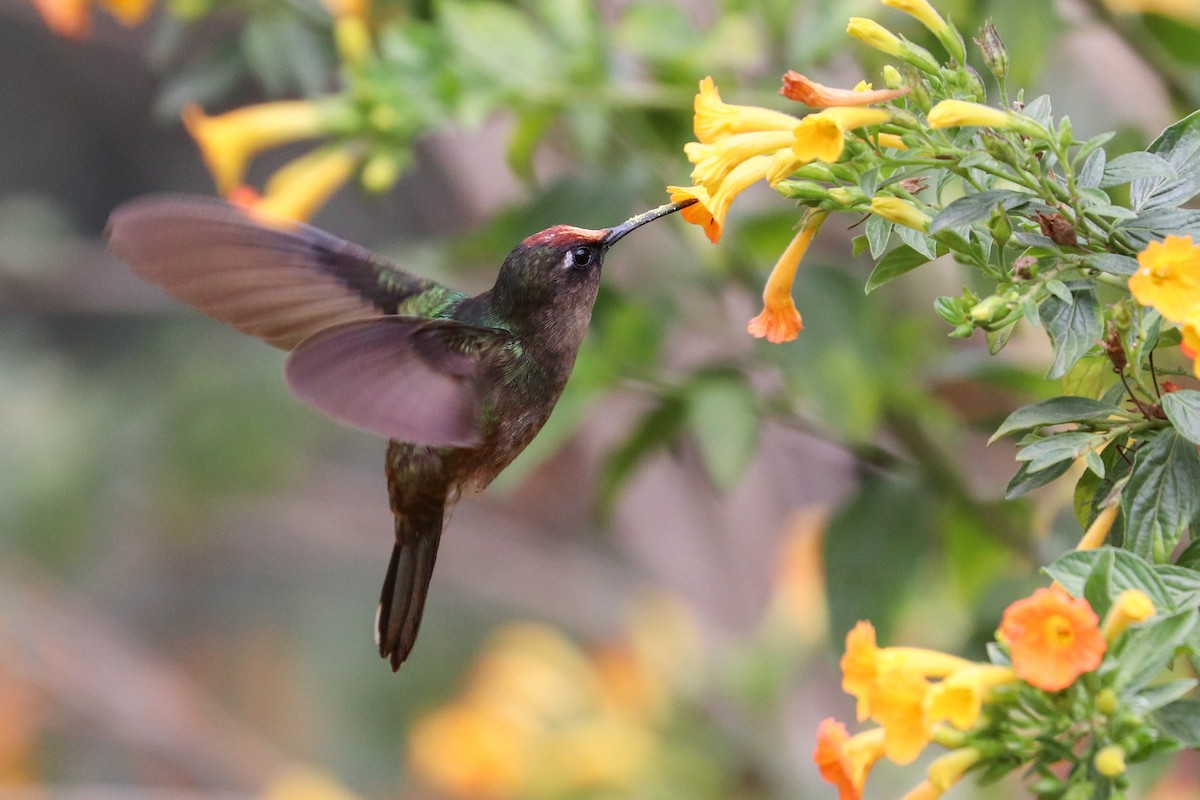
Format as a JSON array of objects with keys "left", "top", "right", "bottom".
[
  {"left": 870, "top": 195, "right": 931, "bottom": 232},
  {"left": 667, "top": 185, "right": 722, "bottom": 243},
  {"left": 925, "top": 665, "right": 1016, "bottom": 731},
  {"left": 882, "top": 0, "right": 948, "bottom": 36},
  {"left": 1129, "top": 235, "right": 1200, "bottom": 322},
  {"left": 927, "top": 100, "right": 1013, "bottom": 129},
  {"left": 686, "top": 130, "right": 796, "bottom": 191},
  {"left": 183, "top": 100, "right": 330, "bottom": 194},
  {"left": 847, "top": 18, "right": 905, "bottom": 57},
  {"left": 694, "top": 77, "right": 800, "bottom": 144},
  {"left": 248, "top": 146, "right": 360, "bottom": 224},
  {"left": 870, "top": 664, "right": 933, "bottom": 765}
]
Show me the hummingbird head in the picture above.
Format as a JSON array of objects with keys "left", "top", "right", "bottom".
[{"left": 491, "top": 199, "right": 695, "bottom": 319}]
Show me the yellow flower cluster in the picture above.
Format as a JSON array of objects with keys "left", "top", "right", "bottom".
[
  {"left": 1129, "top": 235, "right": 1200, "bottom": 376},
  {"left": 183, "top": 101, "right": 361, "bottom": 225},
  {"left": 407, "top": 596, "right": 702, "bottom": 800},
  {"left": 821, "top": 585, "right": 1156, "bottom": 800}
]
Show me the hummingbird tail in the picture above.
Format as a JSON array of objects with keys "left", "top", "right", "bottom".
[{"left": 376, "top": 504, "right": 445, "bottom": 671}]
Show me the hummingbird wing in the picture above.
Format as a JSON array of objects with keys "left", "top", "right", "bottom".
[
  {"left": 105, "top": 194, "right": 465, "bottom": 350},
  {"left": 284, "top": 317, "right": 512, "bottom": 448}
]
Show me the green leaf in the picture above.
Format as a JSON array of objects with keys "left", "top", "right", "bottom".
[
  {"left": 1077, "top": 147, "right": 1106, "bottom": 189},
  {"left": 1115, "top": 610, "right": 1197, "bottom": 690},
  {"left": 1133, "top": 679, "right": 1197, "bottom": 714},
  {"left": 823, "top": 476, "right": 933, "bottom": 644},
  {"left": 440, "top": 0, "right": 557, "bottom": 89},
  {"left": 864, "top": 245, "right": 929, "bottom": 294},
  {"left": 1100, "top": 151, "right": 1176, "bottom": 189},
  {"left": 1177, "top": 536, "right": 1200, "bottom": 569},
  {"left": 1039, "top": 283, "right": 1101, "bottom": 379},
  {"left": 897, "top": 224, "right": 938, "bottom": 260},
  {"left": 1046, "top": 547, "right": 1176, "bottom": 612},
  {"left": 1082, "top": 253, "right": 1139, "bottom": 276},
  {"left": 929, "top": 190, "right": 1031, "bottom": 233},
  {"left": 1162, "top": 389, "right": 1200, "bottom": 444},
  {"left": 1117, "top": 207, "right": 1200, "bottom": 248},
  {"left": 1015, "top": 431, "right": 1106, "bottom": 473},
  {"left": 1123, "top": 430, "right": 1200, "bottom": 562},
  {"left": 1154, "top": 564, "right": 1200, "bottom": 608},
  {"left": 865, "top": 214, "right": 892, "bottom": 259},
  {"left": 1153, "top": 699, "right": 1200, "bottom": 747},
  {"left": 686, "top": 373, "right": 760, "bottom": 492},
  {"left": 1006, "top": 458, "right": 1073, "bottom": 500},
  {"left": 990, "top": 396, "right": 1127, "bottom": 443},
  {"left": 1132, "top": 109, "right": 1200, "bottom": 210}
]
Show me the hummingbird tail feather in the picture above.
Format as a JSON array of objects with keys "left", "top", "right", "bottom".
[{"left": 377, "top": 505, "right": 444, "bottom": 671}]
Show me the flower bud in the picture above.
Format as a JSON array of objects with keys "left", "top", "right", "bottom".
[
  {"left": 989, "top": 206, "right": 1012, "bottom": 249},
  {"left": 1094, "top": 745, "right": 1126, "bottom": 778},
  {"left": 1096, "top": 688, "right": 1120, "bottom": 716},
  {"left": 870, "top": 195, "right": 932, "bottom": 232},
  {"left": 976, "top": 19, "right": 1009, "bottom": 82},
  {"left": 1102, "top": 590, "right": 1155, "bottom": 642},
  {"left": 776, "top": 180, "right": 830, "bottom": 201},
  {"left": 882, "top": 64, "right": 904, "bottom": 90},
  {"left": 963, "top": 65, "right": 987, "bottom": 103},
  {"left": 969, "top": 294, "right": 1008, "bottom": 324},
  {"left": 360, "top": 151, "right": 408, "bottom": 194},
  {"left": 828, "top": 186, "right": 866, "bottom": 207},
  {"left": 899, "top": 66, "right": 931, "bottom": 113}
]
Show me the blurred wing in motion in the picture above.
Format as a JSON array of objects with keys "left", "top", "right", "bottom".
[
  {"left": 284, "top": 317, "right": 512, "bottom": 447},
  {"left": 106, "top": 194, "right": 465, "bottom": 350}
]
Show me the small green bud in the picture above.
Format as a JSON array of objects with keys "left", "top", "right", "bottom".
[
  {"left": 900, "top": 38, "right": 942, "bottom": 74},
  {"left": 989, "top": 206, "right": 1013, "bottom": 248},
  {"left": 882, "top": 64, "right": 904, "bottom": 90},
  {"left": 1059, "top": 116, "right": 1075, "bottom": 150},
  {"left": 1097, "top": 687, "right": 1120, "bottom": 716},
  {"left": 981, "top": 134, "right": 1020, "bottom": 166},
  {"left": 777, "top": 180, "right": 830, "bottom": 201},
  {"left": 969, "top": 294, "right": 1009, "bottom": 324},
  {"left": 900, "top": 65, "right": 931, "bottom": 112},
  {"left": 964, "top": 65, "right": 987, "bottom": 103},
  {"left": 976, "top": 19, "right": 1009, "bottom": 82},
  {"left": 827, "top": 186, "right": 867, "bottom": 207}
]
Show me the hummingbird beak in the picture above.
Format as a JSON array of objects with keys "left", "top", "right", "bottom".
[{"left": 602, "top": 198, "right": 698, "bottom": 247}]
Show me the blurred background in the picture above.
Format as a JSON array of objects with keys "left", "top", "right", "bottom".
[{"left": 1, "top": 0, "right": 1199, "bottom": 797}]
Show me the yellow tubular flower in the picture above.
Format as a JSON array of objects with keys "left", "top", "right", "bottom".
[
  {"left": 927, "top": 747, "right": 983, "bottom": 792},
  {"left": 793, "top": 107, "right": 891, "bottom": 163},
  {"left": 183, "top": 100, "right": 331, "bottom": 195},
  {"left": 694, "top": 77, "right": 799, "bottom": 144},
  {"left": 870, "top": 195, "right": 931, "bottom": 232},
  {"left": 926, "top": 664, "right": 1017, "bottom": 730},
  {"left": 882, "top": 0, "right": 948, "bottom": 36},
  {"left": 841, "top": 621, "right": 973, "bottom": 722},
  {"left": 685, "top": 130, "right": 796, "bottom": 191},
  {"left": 870, "top": 663, "right": 933, "bottom": 764},
  {"left": 847, "top": 18, "right": 906, "bottom": 58},
  {"left": 926, "top": 100, "right": 1014, "bottom": 130},
  {"left": 247, "top": 146, "right": 361, "bottom": 224},
  {"left": 747, "top": 210, "right": 828, "bottom": 343},
  {"left": 872, "top": 133, "right": 908, "bottom": 149},
  {"left": 899, "top": 781, "right": 941, "bottom": 800},
  {"left": 1129, "top": 235, "right": 1200, "bottom": 322},
  {"left": 1076, "top": 501, "right": 1121, "bottom": 550},
  {"left": 668, "top": 154, "right": 776, "bottom": 244},
  {"left": 1102, "top": 590, "right": 1156, "bottom": 642}
]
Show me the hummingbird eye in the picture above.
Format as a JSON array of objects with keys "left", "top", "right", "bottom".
[{"left": 569, "top": 246, "right": 593, "bottom": 268}]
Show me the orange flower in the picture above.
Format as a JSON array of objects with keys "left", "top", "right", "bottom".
[
  {"left": 813, "top": 718, "right": 886, "bottom": 800},
  {"left": 747, "top": 210, "right": 828, "bottom": 343},
  {"left": 870, "top": 662, "right": 933, "bottom": 764},
  {"left": 1129, "top": 235, "right": 1200, "bottom": 323},
  {"left": 668, "top": 151, "right": 803, "bottom": 244},
  {"left": 779, "top": 71, "right": 909, "bottom": 107},
  {"left": 32, "top": 0, "right": 152, "bottom": 38},
  {"left": 998, "top": 586, "right": 1106, "bottom": 692},
  {"left": 408, "top": 704, "right": 530, "bottom": 800}
]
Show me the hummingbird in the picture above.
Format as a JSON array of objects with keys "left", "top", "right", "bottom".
[{"left": 105, "top": 194, "right": 692, "bottom": 670}]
